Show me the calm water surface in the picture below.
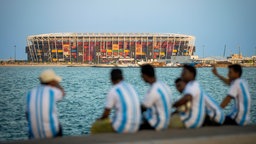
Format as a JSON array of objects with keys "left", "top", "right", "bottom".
[{"left": 0, "top": 67, "right": 255, "bottom": 141}]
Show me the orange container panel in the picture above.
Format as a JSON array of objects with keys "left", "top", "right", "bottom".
[{"left": 112, "top": 44, "right": 119, "bottom": 50}]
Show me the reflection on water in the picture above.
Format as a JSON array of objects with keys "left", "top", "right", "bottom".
[{"left": 0, "top": 67, "right": 255, "bottom": 141}]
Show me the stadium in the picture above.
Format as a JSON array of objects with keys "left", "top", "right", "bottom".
[{"left": 26, "top": 33, "right": 196, "bottom": 63}]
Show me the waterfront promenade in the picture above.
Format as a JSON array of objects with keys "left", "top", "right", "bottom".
[
  {"left": 3, "top": 125, "right": 256, "bottom": 144},
  {"left": 1, "top": 62, "right": 256, "bottom": 68}
]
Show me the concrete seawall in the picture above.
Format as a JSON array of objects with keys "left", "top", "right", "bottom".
[{"left": 3, "top": 125, "right": 256, "bottom": 144}]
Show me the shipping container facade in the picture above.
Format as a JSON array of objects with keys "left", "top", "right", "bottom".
[{"left": 26, "top": 33, "right": 195, "bottom": 63}]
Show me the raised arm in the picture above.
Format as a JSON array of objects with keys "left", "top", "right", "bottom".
[
  {"left": 53, "top": 82, "right": 65, "bottom": 96},
  {"left": 212, "top": 65, "right": 230, "bottom": 85}
]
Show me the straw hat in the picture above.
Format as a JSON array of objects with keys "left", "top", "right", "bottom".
[{"left": 39, "top": 69, "right": 62, "bottom": 83}]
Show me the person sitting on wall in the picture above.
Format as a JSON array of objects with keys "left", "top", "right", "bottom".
[
  {"left": 26, "top": 69, "right": 65, "bottom": 139},
  {"left": 170, "top": 65, "right": 205, "bottom": 128},
  {"left": 140, "top": 64, "right": 172, "bottom": 131},
  {"left": 91, "top": 69, "right": 141, "bottom": 133},
  {"left": 173, "top": 78, "right": 225, "bottom": 126},
  {"left": 212, "top": 64, "right": 251, "bottom": 126}
]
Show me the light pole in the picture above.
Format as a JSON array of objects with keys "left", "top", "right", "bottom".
[
  {"left": 14, "top": 45, "right": 16, "bottom": 62},
  {"left": 202, "top": 45, "right": 205, "bottom": 58}
]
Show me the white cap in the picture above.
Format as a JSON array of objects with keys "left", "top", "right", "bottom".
[{"left": 39, "top": 69, "right": 62, "bottom": 83}]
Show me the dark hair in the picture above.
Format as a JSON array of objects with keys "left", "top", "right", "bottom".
[
  {"left": 174, "top": 78, "right": 182, "bottom": 84},
  {"left": 228, "top": 64, "right": 242, "bottom": 77},
  {"left": 141, "top": 64, "right": 155, "bottom": 77},
  {"left": 183, "top": 64, "right": 197, "bottom": 78},
  {"left": 111, "top": 69, "right": 123, "bottom": 81}
]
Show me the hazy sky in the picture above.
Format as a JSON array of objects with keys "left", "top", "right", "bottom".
[{"left": 0, "top": 0, "right": 256, "bottom": 60}]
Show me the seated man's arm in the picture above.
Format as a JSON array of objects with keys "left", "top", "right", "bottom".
[
  {"left": 220, "top": 95, "right": 233, "bottom": 109},
  {"left": 173, "top": 94, "right": 192, "bottom": 108},
  {"left": 141, "top": 104, "right": 147, "bottom": 113},
  {"left": 99, "top": 108, "right": 111, "bottom": 120},
  {"left": 54, "top": 82, "right": 65, "bottom": 96}
]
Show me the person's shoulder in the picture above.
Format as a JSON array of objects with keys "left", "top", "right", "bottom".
[
  {"left": 183, "top": 80, "right": 200, "bottom": 94},
  {"left": 122, "top": 81, "right": 133, "bottom": 87},
  {"left": 150, "top": 81, "right": 161, "bottom": 90},
  {"left": 191, "top": 80, "right": 200, "bottom": 85},
  {"left": 45, "top": 85, "right": 62, "bottom": 94},
  {"left": 154, "top": 81, "right": 165, "bottom": 87},
  {"left": 231, "top": 78, "right": 244, "bottom": 86},
  {"left": 113, "top": 81, "right": 124, "bottom": 89},
  {"left": 29, "top": 85, "right": 41, "bottom": 93},
  {"left": 186, "top": 80, "right": 199, "bottom": 89},
  {"left": 238, "top": 78, "right": 250, "bottom": 89},
  {"left": 158, "top": 81, "right": 171, "bottom": 90},
  {"left": 239, "top": 78, "right": 248, "bottom": 83},
  {"left": 109, "top": 84, "right": 120, "bottom": 94}
]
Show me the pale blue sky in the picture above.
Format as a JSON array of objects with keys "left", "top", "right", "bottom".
[{"left": 0, "top": 0, "right": 256, "bottom": 60}]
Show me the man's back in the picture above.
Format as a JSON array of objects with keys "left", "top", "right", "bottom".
[
  {"left": 26, "top": 85, "right": 62, "bottom": 138},
  {"left": 228, "top": 78, "right": 251, "bottom": 125},
  {"left": 105, "top": 81, "right": 141, "bottom": 133},
  {"left": 142, "top": 81, "right": 172, "bottom": 131},
  {"left": 180, "top": 80, "right": 205, "bottom": 128}
]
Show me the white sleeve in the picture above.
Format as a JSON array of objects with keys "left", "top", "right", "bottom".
[
  {"left": 105, "top": 90, "right": 116, "bottom": 109},
  {"left": 142, "top": 88, "right": 157, "bottom": 108},
  {"left": 228, "top": 82, "right": 238, "bottom": 98},
  {"left": 52, "top": 88, "right": 63, "bottom": 102}
]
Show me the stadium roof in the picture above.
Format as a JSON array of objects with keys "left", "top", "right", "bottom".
[{"left": 27, "top": 33, "right": 195, "bottom": 39}]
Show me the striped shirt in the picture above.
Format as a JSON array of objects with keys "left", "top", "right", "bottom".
[
  {"left": 180, "top": 80, "right": 205, "bottom": 128},
  {"left": 26, "top": 85, "right": 63, "bottom": 139},
  {"left": 142, "top": 81, "right": 172, "bottom": 131},
  {"left": 105, "top": 81, "right": 141, "bottom": 133},
  {"left": 204, "top": 94, "right": 225, "bottom": 124},
  {"left": 228, "top": 78, "right": 251, "bottom": 125}
]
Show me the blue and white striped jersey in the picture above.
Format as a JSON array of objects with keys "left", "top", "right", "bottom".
[
  {"left": 105, "top": 81, "right": 141, "bottom": 133},
  {"left": 180, "top": 80, "right": 205, "bottom": 128},
  {"left": 142, "top": 81, "right": 172, "bottom": 131},
  {"left": 26, "top": 85, "right": 63, "bottom": 139},
  {"left": 228, "top": 78, "right": 251, "bottom": 125},
  {"left": 204, "top": 94, "right": 225, "bottom": 124}
]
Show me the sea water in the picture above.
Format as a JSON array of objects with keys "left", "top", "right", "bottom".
[{"left": 0, "top": 67, "right": 255, "bottom": 141}]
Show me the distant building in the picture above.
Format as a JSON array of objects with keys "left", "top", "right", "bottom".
[
  {"left": 227, "top": 54, "right": 243, "bottom": 59},
  {"left": 26, "top": 33, "right": 196, "bottom": 63}
]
